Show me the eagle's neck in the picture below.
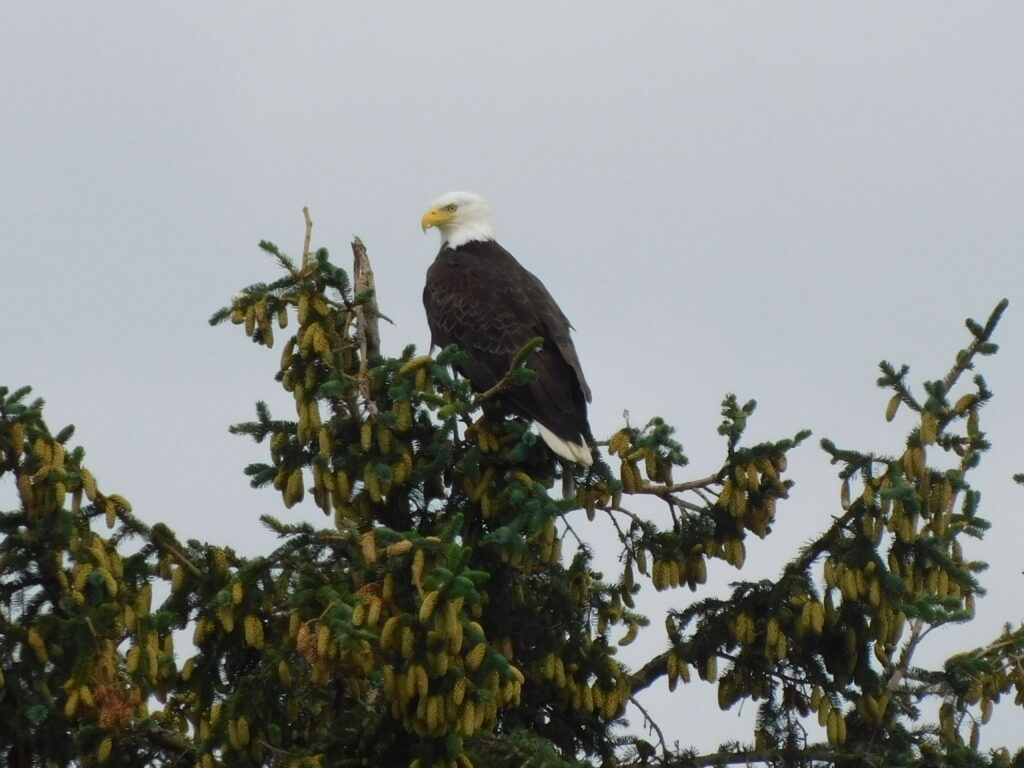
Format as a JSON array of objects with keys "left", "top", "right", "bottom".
[{"left": 443, "top": 224, "right": 495, "bottom": 250}]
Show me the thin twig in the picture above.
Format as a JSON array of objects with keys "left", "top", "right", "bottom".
[
  {"left": 595, "top": 505, "right": 634, "bottom": 550},
  {"left": 475, "top": 366, "right": 524, "bottom": 403},
  {"left": 474, "top": 337, "right": 544, "bottom": 403},
  {"left": 628, "top": 695, "right": 669, "bottom": 756},
  {"left": 595, "top": 502, "right": 645, "bottom": 531},
  {"left": 558, "top": 513, "right": 586, "bottom": 549},
  {"left": 887, "top": 618, "right": 925, "bottom": 694}
]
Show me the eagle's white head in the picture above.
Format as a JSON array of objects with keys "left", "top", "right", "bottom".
[{"left": 421, "top": 191, "right": 496, "bottom": 249}]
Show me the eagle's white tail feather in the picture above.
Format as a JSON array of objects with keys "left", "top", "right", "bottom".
[{"left": 536, "top": 423, "right": 593, "bottom": 467}]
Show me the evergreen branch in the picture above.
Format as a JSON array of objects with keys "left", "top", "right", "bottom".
[
  {"left": 634, "top": 474, "right": 722, "bottom": 499},
  {"left": 153, "top": 534, "right": 205, "bottom": 581},
  {"left": 128, "top": 721, "right": 197, "bottom": 761},
  {"left": 958, "top": 625, "right": 1024, "bottom": 661},
  {"left": 258, "top": 240, "right": 302, "bottom": 280},
  {"left": 471, "top": 732, "right": 589, "bottom": 768},
  {"left": 784, "top": 506, "right": 859, "bottom": 580},
  {"left": 942, "top": 299, "right": 1008, "bottom": 394},
  {"left": 115, "top": 510, "right": 204, "bottom": 580},
  {"left": 474, "top": 337, "right": 544, "bottom": 403},
  {"left": 647, "top": 744, "right": 868, "bottom": 768},
  {"left": 715, "top": 650, "right": 816, "bottom": 688},
  {"left": 886, "top": 617, "right": 928, "bottom": 696},
  {"left": 877, "top": 361, "right": 922, "bottom": 413},
  {"left": 208, "top": 306, "right": 233, "bottom": 326},
  {"left": 629, "top": 650, "right": 669, "bottom": 694}
]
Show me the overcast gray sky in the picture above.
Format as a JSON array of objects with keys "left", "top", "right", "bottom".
[{"left": 3, "top": 2, "right": 1023, "bottom": 754}]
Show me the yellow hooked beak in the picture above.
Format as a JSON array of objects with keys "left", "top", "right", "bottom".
[{"left": 421, "top": 207, "right": 455, "bottom": 232}]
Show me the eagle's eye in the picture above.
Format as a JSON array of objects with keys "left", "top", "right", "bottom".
[{"left": 445, "top": 204, "right": 458, "bottom": 213}]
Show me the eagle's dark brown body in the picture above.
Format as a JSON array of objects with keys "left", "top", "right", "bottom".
[{"left": 423, "top": 239, "right": 593, "bottom": 452}]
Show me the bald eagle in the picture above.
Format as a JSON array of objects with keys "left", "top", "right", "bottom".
[{"left": 421, "top": 191, "right": 594, "bottom": 466}]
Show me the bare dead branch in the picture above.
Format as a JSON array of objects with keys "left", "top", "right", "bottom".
[
  {"left": 302, "top": 206, "right": 313, "bottom": 273},
  {"left": 351, "top": 236, "right": 380, "bottom": 414},
  {"left": 637, "top": 474, "right": 722, "bottom": 496},
  {"left": 352, "top": 236, "right": 380, "bottom": 360}
]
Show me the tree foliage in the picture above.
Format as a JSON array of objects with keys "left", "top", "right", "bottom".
[{"left": 1, "top": 219, "right": 1021, "bottom": 768}]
